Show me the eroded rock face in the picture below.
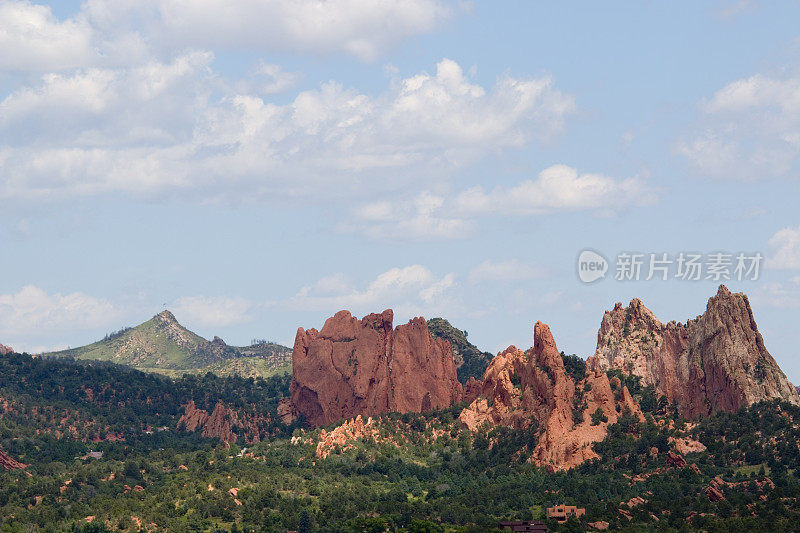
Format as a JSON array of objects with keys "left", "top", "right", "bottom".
[
  {"left": 0, "top": 344, "right": 13, "bottom": 356},
  {"left": 177, "top": 401, "right": 265, "bottom": 444},
  {"left": 460, "top": 321, "right": 644, "bottom": 471},
  {"left": 588, "top": 285, "right": 799, "bottom": 418},
  {"left": 290, "top": 309, "right": 462, "bottom": 427},
  {"left": 277, "top": 398, "right": 297, "bottom": 425},
  {"left": 0, "top": 448, "right": 25, "bottom": 470}
]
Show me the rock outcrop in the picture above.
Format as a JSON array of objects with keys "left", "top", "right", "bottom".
[
  {"left": 0, "top": 344, "right": 13, "bottom": 355},
  {"left": 290, "top": 309, "right": 462, "bottom": 427},
  {"left": 177, "top": 401, "right": 265, "bottom": 444},
  {"left": 670, "top": 436, "right": 707, "bottom": 455},
  {"left": 314, "top": 415, "right": 383, "bottom": 459},
  {"left": 588, "top": 285, "right": 799, "bottom": 418},
  {"left": 277, "top": 398, "right": 297, "bottom": 425},
  {"left": 460, "top": 321, "right": 644, "bottom": 471},
  {"left": 0, "top": 448, "right": 25, "bottom": 470}
]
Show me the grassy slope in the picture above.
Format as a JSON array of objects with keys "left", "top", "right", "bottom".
[
  {"left": 43, "top": 313, "right": 292, "bottom": 378},
  {"left": 45, "top": 315, "right": 203, "bottom": 369}
]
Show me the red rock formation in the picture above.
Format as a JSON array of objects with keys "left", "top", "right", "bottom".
[
  {"left": 277, "top": 398, "right": 297, "bottom": 425},
  {"left": 290, "top": 309, "right": 462, "bottom": 427},
  {"left": 669, "top": 436, "right": 707, "bottom": 455},
  {"left": 666, "top": 450, "right": 687, "bottom": 468},
  {"left": 0, "top": 448, "right": 26, "bottom": 470},
  {"left": 460, "top": 321, "right": 644, "bottom": 471},
  {"left": 177, "top": 401, "right": 209, "bottom": 432},
  {"left": 625, "top": 496, "right": 646, "bottom": 508},
  {"left": 588, "top": 285, "right": 799, "bottom": 418},
  {"left": 0, "top": 344, "right": 13, "bottom": 355},
  {"left": 177, "top": 401, "right": 265, "bottom": 443},
  {"left": 706, "top": 485, "right": 725, "bottom": 502},
  {"left": 314, "top": 415, "right": 382, "bottom": 458}
]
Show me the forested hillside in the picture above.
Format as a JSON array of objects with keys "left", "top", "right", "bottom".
[{"left": 3, "top": 351, "right": 800, "bottom": 531}]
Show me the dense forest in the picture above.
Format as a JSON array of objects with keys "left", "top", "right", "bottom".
[{"left": 2, "top": 352, "right": 800, "bottom": 532}]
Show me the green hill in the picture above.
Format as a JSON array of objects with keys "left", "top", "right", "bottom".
[
  {"left": 427, "top": 317, "right": 494, "bottom": 383},
  {"left": 43, "top": 310, "right": 292, "bottom": 378}
]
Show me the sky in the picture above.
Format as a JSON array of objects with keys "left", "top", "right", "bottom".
[{"left": 2, "top": 1, "right": 800, "bottom": 380}]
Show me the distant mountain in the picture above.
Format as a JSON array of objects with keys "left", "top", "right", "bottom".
[
  {"left": 427, "top": 317, "right": 493, "bottom": 383},
  {"left": 43, "top": 310, "right": 291, "bottom": 378}
]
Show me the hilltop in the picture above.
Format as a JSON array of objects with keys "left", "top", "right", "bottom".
[
  {"left": 427, "top": 317, "right": 494, "bottom": 383},
  {"left": 43, "top": 310, "right": 292, "bottom": 379}
]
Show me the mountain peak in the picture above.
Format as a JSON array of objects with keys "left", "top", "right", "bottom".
[
  {"left": 156, "top": 310, "right": 178, "bottom": 323},
  {"left": 588, "top": 286, "right": 800, "bottom": 418}
]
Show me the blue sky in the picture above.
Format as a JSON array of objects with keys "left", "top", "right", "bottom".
[{"left": 2, "top": 1, "right": 800, "bottom": 380}]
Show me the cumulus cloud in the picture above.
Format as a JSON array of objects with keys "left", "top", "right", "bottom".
[
  {"left": 285, "top": 265, "right": 457, "bottom": 315},
  {"left": 0, "top": 57, "right": 574, "bottom": 201},
  {"left": 171, "top": 296, "right": 255, "bottom": 327},
  {"left": 349, "top": 164, "right": 651, "bottom": 240},
  {"left": 0, "top": 0, "right": 452, "bottom": 69},
  {"left": 251, "top": 62, "right": 302, "bottom": 95},
  {"left": 0, "top": 1, "right": 96, "bottom": 71},
  {"left": 352, "top": 192, "right": 472, "bottom": 240},
  {"left": 0, "top": 285, "right": 118, "bottom": 337},
  {"left": 768, "top": 225, "right": 800, "bottom": 269},
  {"left": 468, "top": 259, "right": 544, "bottom": 283},
  {"left": 453, "top": 164, "right": 653, "bottom": 216},
  {"left": 149, "top": 0, "right": 452, "bottom": 62},
  {"left": 0, "top": 0, "right": 152, "bottom": 72},
  {"left": 679, "top": 73, "right": 800, "bottom": 179}
]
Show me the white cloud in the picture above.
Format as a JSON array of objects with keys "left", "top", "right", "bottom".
[
  {"left": 348, "top": 165, "right": 651, "bottom": 241},
  {"left": 419, "top": 273, "right": 456, "bottom": 304},
  {"left": 0, "top": 285, "right": 118, "bottom": 337},
  {"left": 717, "top": 0, "right": 758, "bottom": 20},
  {"left": 468, "top": 259, "right": 543, "bottom": 283},
  {"left": 0, "top": 1, "right": 96, "bottom": 71},
  {"left": 751, "top": 281, "right": 800, "bottom": 308},
  {"left": 704, "top": 74, "right": 800, "bottom": 113},
  {"left": 0, "top": 1, "right": 152, "bottom": 72},
  {"left": 171, "top": 296, "right": 255, "bottom": 327},
  {"left": 352, "top": 192, "right": 472, "bottom": 240},
  {"left": 285, "top": 265, "right": 457, "bottom": 314},
  {"left": 252, "top": 62, "right": 301, "bottom": 94},
  {"left": 680, "top": 73, "right": 800, "bottom": 179},
  {"left": 768, "top": 225, "right": 800, "bottom": 269},
  {"left": 453, "top": 164, "right": 652, "bottom": 216},
  {"left": 0, "top": 57, "right": 574, "bottom": 202},
  {"left": 149, "top": 0, "right": 451, "bottom": 62},
  {"left": 0, "top": 0, "right": 452, "bottom": 70}
]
